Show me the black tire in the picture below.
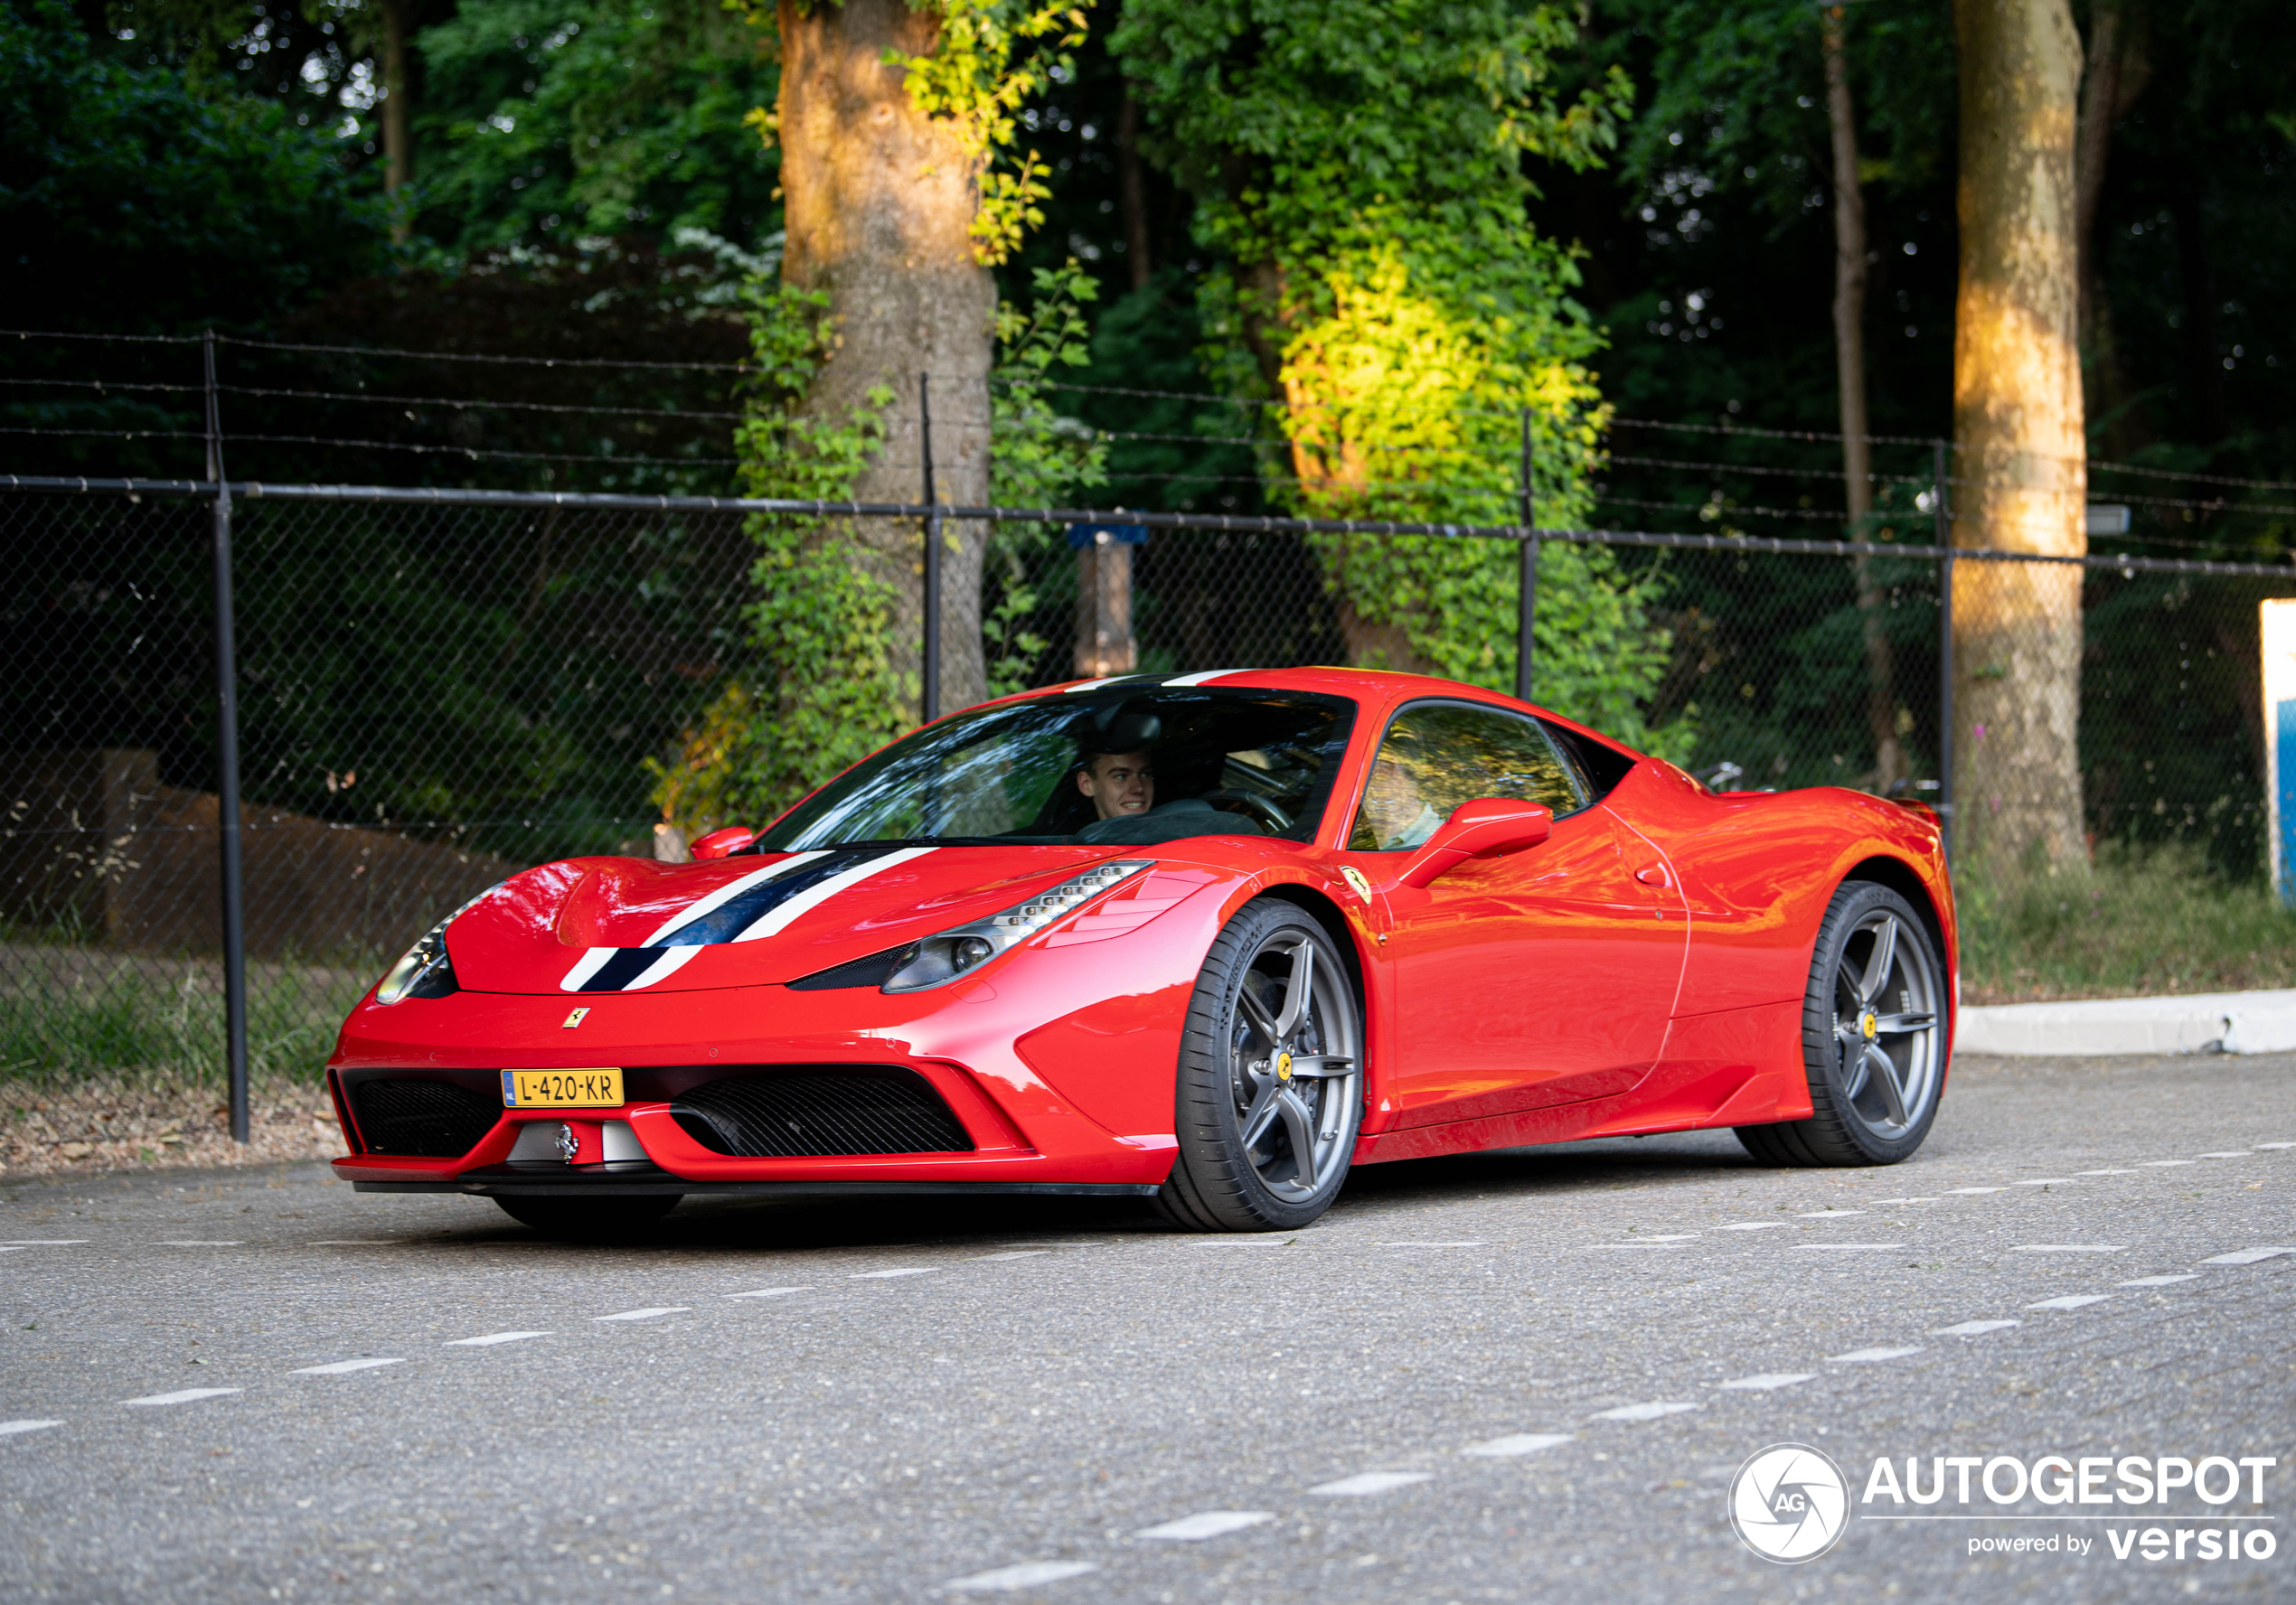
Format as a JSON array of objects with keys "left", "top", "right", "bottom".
[
  {"left": 493, "top": 1194, "right": 682, "bottom": 1241},
  {"left": 1736, "top": 880, "right": 1947, "bottom": 1167},
  {"left": 1156, "top": 900, "right": 1363, "bottom": 1232}
]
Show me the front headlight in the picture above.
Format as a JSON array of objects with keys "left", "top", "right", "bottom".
[
  {"left": 881, "top": 859, "right": 1153, "bottom": 992},
  {"left": 373, "top": 883, "right": 503, "bottom": 1005}
]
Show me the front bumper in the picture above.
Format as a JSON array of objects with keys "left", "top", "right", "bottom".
[{"left": 350, "top": 1161, "right": 1158, "bottom": 1199}]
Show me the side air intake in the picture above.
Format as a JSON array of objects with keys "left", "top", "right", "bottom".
[
  {"left": 351, "top": 1078, "right": 501, "bottom": 1158},
  {"left": 671, "top": 1069, "right": 974, "bottom": 1159}
]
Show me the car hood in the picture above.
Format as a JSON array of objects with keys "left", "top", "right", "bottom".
[{"left": 445, "top": 844, "right": 1137, "bottom": 995}]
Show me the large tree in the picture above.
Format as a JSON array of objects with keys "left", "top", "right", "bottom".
[{"left": 1950, "top": 0, "right": 2087, "bottom": 871}]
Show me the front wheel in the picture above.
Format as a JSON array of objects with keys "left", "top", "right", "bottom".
[
  {"left": 1736, "top": 880, "right": 1945, "bottom": 1167},
  {"left": 494, "top": 1194, "right": 682, "bottom": 1241},
  {"left": 1157, "top": 901, "right": 1363, "bottom": 1232}
]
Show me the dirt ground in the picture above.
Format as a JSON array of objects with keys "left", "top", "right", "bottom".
[{"left": 0, "top": 1078, "right": 344, "bottom": 1178}]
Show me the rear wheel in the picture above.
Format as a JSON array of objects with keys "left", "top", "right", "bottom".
[
  {"left": 1736, "top": 880, "right": 1945, "bottom": 1167},
  {"left": 1157, "top": 901, "right": 1362, "bottom": 1232},
  {"left": 493, "top": 1194, "right": 681, "bottom": 1241}
]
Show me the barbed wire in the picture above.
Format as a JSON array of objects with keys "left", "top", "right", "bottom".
[
  {"left": 0, "top": 377, "right": 205, "bottom": 396},
  {"left": 215, "top": 333, "right": 757, "bottom": 374},
  {"left": 217, "top": 383, "right": 748, "bottom": 424},
  {"left": 222, "top": 432, "right": 741, "bottom": 467},
  {"left": 2, "top": 329, "right": 201, "bottom": 345}
]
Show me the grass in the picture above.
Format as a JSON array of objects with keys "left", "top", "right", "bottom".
[
  {"left": 0, "top": 943, "right": 372, "bottom": 1090},
  {"left": 1959, "top": 840, "right": 2296, "bottom": 1005}
]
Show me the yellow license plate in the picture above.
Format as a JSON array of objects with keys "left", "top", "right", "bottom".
[{"left": 502, "top": 1067, "right": 625, "bottom": 1109}]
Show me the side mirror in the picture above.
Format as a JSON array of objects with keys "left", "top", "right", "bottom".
[
  {"left": 688, "top": 825, "right": 757, "bottom": 861},
  {"left": 1398, "top": 798, "right": 1553, "bottom": 888}
]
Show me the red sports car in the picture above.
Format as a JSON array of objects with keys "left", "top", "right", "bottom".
[{"left": 327, "top": 668, "right": 1955, "bottom": 1235}]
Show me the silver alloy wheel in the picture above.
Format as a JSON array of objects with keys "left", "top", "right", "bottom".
[
  {"left": 1228, "top": 928, "right": 1361, "bottom": 1204},
  {"left": 1830, "top": 908, "right": 1941, "bottom": 1141}
]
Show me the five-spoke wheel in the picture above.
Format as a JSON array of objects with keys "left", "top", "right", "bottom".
[
  {"left": 1160, "top": 900, "right": 1362, "bottom": 1230},
  {"left": 1737, "top": 879, "right": 1945, "bottom": 1166}
]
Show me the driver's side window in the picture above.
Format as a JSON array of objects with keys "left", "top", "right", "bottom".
[{"left": 1348, "top": 702, "right": 1586, "bottom": 851}]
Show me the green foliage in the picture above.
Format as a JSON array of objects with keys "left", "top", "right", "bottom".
[
  {"left": 982, "top": 259, "right": 1109, "bottom": 695},
  {"left": 415, "top": 0, "right": 782, "bottom": 255},
  {"left": 1112, "top": 0, "right": 1687, "bottom": 753},
  {"left": 0, "top": 0, "right": 389, "bottom": 335},
  {"left": 882, "top": 0, "right": 1091, "bottom": 263}
]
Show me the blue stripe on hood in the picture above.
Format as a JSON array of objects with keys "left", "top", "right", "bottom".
[{"left": 652, "top": 848, "right": 896, "bottom": 947}]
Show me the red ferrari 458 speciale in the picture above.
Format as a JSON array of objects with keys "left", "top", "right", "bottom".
[{"left": 327, "top": 667, "right": 1955, "bottom": 1235}]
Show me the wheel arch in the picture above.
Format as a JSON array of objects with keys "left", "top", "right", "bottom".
[
  {"left": 1840, "top": 853, "right": 1955, "bottom": 1050},
  {"left": 1252, "top": 882, "right": 1370, "bottom": 1001}
]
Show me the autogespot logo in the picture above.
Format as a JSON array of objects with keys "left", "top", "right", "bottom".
[{"left": 1730, "top": 1443, "right": 1851, "bottom": 1563}]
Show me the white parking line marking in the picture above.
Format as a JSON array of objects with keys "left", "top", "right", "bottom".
[
  {"left": 307, "top": 1240, "right": 408, "bottom": 1247},
  {"left": 1948, "top": 1187, "right": 2004, "bottom": 1195},
  {"left": 1870, "top": 1197, "right": 1939, "bottom": 1205},
  {"left": 2141, "top": 1160, "right": 2197, "bottom": 1168},
  {"left": 971, "top": 1251, "right": 1053, "bottom": 1262},
  {"left": 1607, "top": 1234, "right": 1699, "bottom": 1244},
  {"left": 2076, "top": 1170, "right": 2139, "bottom": 1176},
  {"left": 852, "top": 1269, "right": 935, "bottom": 1280},
  {"left": 2009, "top": 1244, "right": 2123, "bottom": 1253},
  {"left": 2254, "top": 1142, "right": 2296, "bottom": 1150},
  {"left": 1592, "top": 1402, "right": 1700, "bottom": 1422},
  {"left": 0, "top": 1420, "right": 64, "bottom": 1436},
  {"left": 1134, "top": 1511, "right": 1274, "bottom": 1541},
  {"left": 1309, "top": 1472, "right": 1434, "bottom": 1497},
  {"left": 1181, "top": 1238, "right": 1294, "bottom": 1246},
  {"left": 2199, "top": 1247, "right": 2296, "bottom": 1265},
  {"left": 2026, "top": 1295, "right": 2113, "bottom": 1310},
  {"left": 593, "top": 1308, "right": 689, "bottom": 1321},
  {"left": 157, "top": 1240, "right": 241, "bottom": 1246},
  {"left": 2013, "top": 1179, "right": 2075, "bottom": 1187},
  {"left": 123, "top": 1388, "right": 241, "bottom": 1407},
  {"left": 946, "top": 1561, "right": 1100, "bottom": 1591},
  {"left": 2119, "top": 1274, "right": 2200, "bottom": 1287},
  {"left": 726, "top": 1287, "right": 811, "bottom": 1300},
  {"left": 1461, "top": 1433, "right": 1575, "bottom": 1458},
  {"left": 1717, "top": 1374, "right": 1816, "bottom": 1391},
  {"left": 2197, "top": 1151, "right": 2254, "bottom": 1159},
  {"left": 1828, "top": 1347, "right": 1924, "bottom": 1363},
  {"left": 1793, "top": 1243, "right": 1906, "bottom": 1252},
  {"left": 291, "top": 1358, "right": 406, "bottom": 1375},
  {"left": 0, "top": 1240, "right": 89, "bottom": 1245},
  {"left": 1714, "top": 1222, "right": 1787, "bottom": 1231},
  {"left": 1798, "top": 1210, "right": 1868, "bottom": 1218},
  {"left": 446, "top": 1331, "right": 550, "bottom": 1347},
  {"left": 1933, "top": 1319, "right": 2020, "bottom": 1336},
  {"left": 1375, "top": 1241, "right": 1489, "bottom": 1248}
]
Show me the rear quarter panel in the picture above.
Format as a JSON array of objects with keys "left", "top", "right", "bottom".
[{"left": 1607, "top": 762, "right": 1957, "bottom": 1018}]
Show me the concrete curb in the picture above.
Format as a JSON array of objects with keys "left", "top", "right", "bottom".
[{"left": 1957, "top": 989, "right": 2296, "bottom": 1056}]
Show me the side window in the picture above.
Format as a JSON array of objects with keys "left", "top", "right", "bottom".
[{"left": 1347, "top": 702, "right": 1586, "bottom": 851}]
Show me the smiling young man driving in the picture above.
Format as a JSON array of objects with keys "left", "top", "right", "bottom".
[{"left": 1076, "top": 749, "right": 1155, "bottom": 820}]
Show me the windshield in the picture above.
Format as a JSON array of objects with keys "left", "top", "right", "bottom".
[{"left": 756, "top": 686, "right": 1359, "bottom": 851}]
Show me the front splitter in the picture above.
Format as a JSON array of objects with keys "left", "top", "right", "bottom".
[{"left": 354, "top": 1163, "right": 1158, "bottom": 1199}]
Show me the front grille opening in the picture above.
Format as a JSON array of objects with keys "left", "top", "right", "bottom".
[
  {"left": 672, "top": 1069, "right": 974, "bottom": 1159},
  {"left": 351, "top": 1078, "right": 501, "bottom": 1158}
]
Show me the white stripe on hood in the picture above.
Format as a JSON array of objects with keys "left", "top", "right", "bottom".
[
  {"left": 641, "top": 850, "right": 829, "bottom": 948},
  {"left": 731, "top": 847, "right": 938, "bottom": 943}
]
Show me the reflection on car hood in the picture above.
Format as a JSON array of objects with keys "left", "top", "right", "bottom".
[{"left": 447, "top": 845, "right": 1122, "bottom": 994}]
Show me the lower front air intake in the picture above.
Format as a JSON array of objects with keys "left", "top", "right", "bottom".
[{"left": 670, "top": 1068, "right": 974, "bottom": 1159}]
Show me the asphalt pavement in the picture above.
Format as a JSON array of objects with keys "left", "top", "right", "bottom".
[{"left": 1, "top": 1050, "right": 2290, "bottom": 1604}]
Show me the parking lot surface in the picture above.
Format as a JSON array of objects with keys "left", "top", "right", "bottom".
[{"left": 1, "top": 1050, "right": 2289, "bottom": 1603}]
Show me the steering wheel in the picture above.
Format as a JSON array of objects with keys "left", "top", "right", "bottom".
[{"left": 1207, "top": 789, "right": 1292, "bottom": 833}]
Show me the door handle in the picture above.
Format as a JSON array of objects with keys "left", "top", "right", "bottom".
[{"left": 1633, "top": 864, "right": 1670, "bottom": 887}]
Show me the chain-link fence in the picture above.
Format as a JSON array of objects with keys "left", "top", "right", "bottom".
[{"left": 10, "top": 329, "right": 2296, "bottom": 1111}]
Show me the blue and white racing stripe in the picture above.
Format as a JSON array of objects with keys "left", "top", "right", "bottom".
[{"left": 559, "top": 846, "right": 937, "bottom": 993}]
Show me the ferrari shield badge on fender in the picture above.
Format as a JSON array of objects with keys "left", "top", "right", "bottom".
[
  {"left": 561, "top": 1007, "right": 590, "bottom": 1028},
  {"left": 1340, "top": 866, "right": 1373, "bottom": 902}
]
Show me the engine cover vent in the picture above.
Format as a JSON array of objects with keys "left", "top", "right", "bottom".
[
  {"left": 672, "top": 1069, "right": 974, "bottom": 1159},
  {"left": 352, "top": 1077, "right": 501, "bottom": 1158}
]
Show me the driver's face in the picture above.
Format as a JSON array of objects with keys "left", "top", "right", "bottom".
[{"left": 1077, "top": 750, "right": 1154, "bottom": 820}]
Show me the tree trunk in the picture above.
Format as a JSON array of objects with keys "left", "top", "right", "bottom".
[
  {"left": 777, "top": 0, "right": 996, "bottom": 718},
  {"left": 1822, "top": 9, "right": 1905, "bottom": 793},
  {"left": 1116, "top": 90, "right": 1152, "bottom": 293},
  {"left": 381, "top": 0, "right": 412, "bottom": 244},
  {"left": 1951, "top": 0, "right": 2088, "bottom": 872}
]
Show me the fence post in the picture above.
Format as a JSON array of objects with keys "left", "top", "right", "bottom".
[
  {"left": 1515, "top": 407, "right": 1538, "bottom": 703},
  {"left": 204, "top": 331, "right": 249, "bottom": 1143},
  {"left": 919, "top": 372, "right": 940, "bottom": 724},
  {"left": 1934, "top": 439, "right": 1954, "bottom": 868}
]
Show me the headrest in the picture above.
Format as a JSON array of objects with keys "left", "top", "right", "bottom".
[{"left": 1074, "top": 699, "right": 1162, "bottom": 756}]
